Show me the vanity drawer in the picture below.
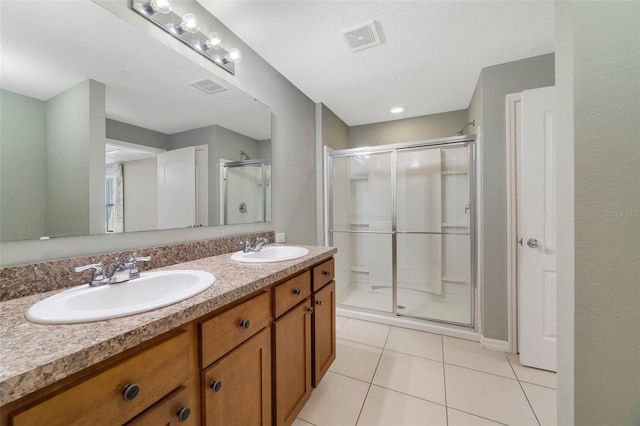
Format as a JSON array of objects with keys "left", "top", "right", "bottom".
[
  {"left": 200, "top": 291, "right": 270, "bottom": 368},
  {"left": 274, "top": 271, "right": 311, "bottom": 318},
  {"left": 312, "top": 258, "right": 335, "bottom": 292},
  {"left": 11, "top": 329, "right": 191, "bottom": 426},
  {"left": 126, "top": 381, "right": 199, "bottom": 426}
]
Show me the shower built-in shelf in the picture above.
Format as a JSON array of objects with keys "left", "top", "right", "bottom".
[
  {"left": 442, "top": 170, "right": 469, "bottom": 176},
  {"left": 349, "top": 222, "right": 370, "bottom": 227},
  {"left": 441, "top": 222, "right": 469, "bottom": 228},
  {"left": 442, "top": 276, "right": 468, "bottom": 283}
]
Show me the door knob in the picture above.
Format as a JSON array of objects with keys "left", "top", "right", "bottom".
[{"left": 527, "top": 238, "right": 541, "bottom": 248}]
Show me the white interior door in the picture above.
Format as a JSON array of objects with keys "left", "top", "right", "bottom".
[
  {"left": 157, "top": 146, "right": 195, "bottom": 229},
  {"left": 518, "top": 86, "right": 557, "bottom": 371}
]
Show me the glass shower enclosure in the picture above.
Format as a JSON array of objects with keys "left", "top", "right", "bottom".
[{"left": 327, "top": 136, "right": 476, "bottom": 327}]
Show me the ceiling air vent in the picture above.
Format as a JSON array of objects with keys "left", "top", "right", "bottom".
[
  {"left": 191, "top": 78, "right": 227, "bottom": 95},
  {"left": 340, "top": 21, "right": 383, "bottom": 52}
]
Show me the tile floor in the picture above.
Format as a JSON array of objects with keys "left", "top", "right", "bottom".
[{"left": 295, "top": 317, "right": 557, "bottom": 426}]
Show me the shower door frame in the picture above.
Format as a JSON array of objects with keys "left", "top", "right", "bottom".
[
  {"left": 222, "top": 159, "right": 271, "bottom": 225},
  {"left": 326, "top": 135, "right": 477, "bottom": 329}
]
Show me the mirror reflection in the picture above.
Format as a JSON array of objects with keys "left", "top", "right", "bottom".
[{"left": 0, "top": 1, "right": 271, "bottom": 242}]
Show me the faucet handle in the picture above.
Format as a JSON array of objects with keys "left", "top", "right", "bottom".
[
  {"left": 74, "top": 263, "right": 104, "bottom": 274},
  {"left": 126, "top": 256, "right": 151, "bottom": 279},
  {"left": 74, "top": 263, "right": 108, "bottom": 286}
]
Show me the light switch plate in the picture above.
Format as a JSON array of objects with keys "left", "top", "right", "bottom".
[{"left": 275, "top": 232, "right": 285, "bottom": 243}]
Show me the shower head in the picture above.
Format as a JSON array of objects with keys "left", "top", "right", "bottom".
[
  {"left": 456, "top": 120, "right": 476, "bottom": 136},
  {"left": 240, "top": 151, "right": 251, "bottom": 160}
]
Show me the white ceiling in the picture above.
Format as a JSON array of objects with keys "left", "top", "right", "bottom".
[
  {"left": 0, "top": 1, "right": 270, "bottom": 140},
  {"left": 199, "top": 1, "right": 555, "bottom": 126}
]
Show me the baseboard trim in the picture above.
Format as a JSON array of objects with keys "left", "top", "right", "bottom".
[{"left": 480, "top": 335, "right": 512, "bottom": 352}]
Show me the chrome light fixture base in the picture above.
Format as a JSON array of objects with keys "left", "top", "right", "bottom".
[{"left": 132, "top": 0, "right": 238, "bottom": 75}]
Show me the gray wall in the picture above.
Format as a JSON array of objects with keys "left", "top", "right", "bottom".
[
  {"left": 349, "top": 110, "right": 468, "bottom": 148},
  {"left": 557, "top": 2, "right": 640, "bottom": 424},
  {"left": 0, "top": 0, "right": 317, "bottom": 266},
  {"left": 555, "top": 3, "right": 574, "bottom": 423},
  {"left": 475, "top": 54, "right": 555, "bottom": 340},
  {"left": 106, "top": 119, "right": 170, "bottom": 150},
  {"left": 0, "top": 90, "right": 47, "bottom": 241},
  {"left": 170, "top": 124, "right": 262, "bottom": 226},
  {"left": 322, "top": 104, "right": 349, "bottom": 151},
  {"left": 45, "top": 79, "right": 106, "bottom": 238}
]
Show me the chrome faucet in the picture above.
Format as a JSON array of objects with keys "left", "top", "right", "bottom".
[
  {"left": 74, "top": 256, "right": 151, "bottom": 287},
  {"left": 241, "top": 237, "right": 269, "bottom": 253}
]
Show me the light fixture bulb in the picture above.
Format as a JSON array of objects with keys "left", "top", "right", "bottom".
[
  {"left": 390, "top": 107, "right": 404, "bottom": 114},
  {"left": 149, "top": 0, "right": 172, "bottom": 14},
  {"left": 177, "top": 13, "right": 199, "bottom": 34},
  {"left": 226, "top": 48, "right": 242, "bottom": 64},
  {"left": 204, "top": 32, "right": 223, "bottom": 50}
]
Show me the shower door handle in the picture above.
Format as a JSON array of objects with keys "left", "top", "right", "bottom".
[{"left": 464, "top": 204, "right": 471, "bottom": 214}]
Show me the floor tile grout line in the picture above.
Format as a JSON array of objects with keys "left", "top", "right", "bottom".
[
  {"left": 369, "top": 382, "right": 448, "bottom": 408},
  {"left": 336, "top": 336, "right": 386, "bottom": 350},
  {"left": 505, "top": 353, "right": 558, "bottom": 390},
  {"left": 442, "top": 336, "right": 449, "bottom": 425},
  {"left": 383, "top": 347, "right": 444, "bottom": 363},
  {"left": 506, "top": 353, "right": 542, "bottom": 426},
  {"left": 353, "top": 383, "right": 372, "bottom": 426},
  {"left": 328, "top": 369, "right": 377, "bottom": 386},
  {"left": 354, "top": 329, "right": 389, "bottom": 426},
  {"left": 447, "top": 407, "right": 511, "bottom": 426},
  {"left": 444, "top": 361, "right": 519, "bottom": 381}
]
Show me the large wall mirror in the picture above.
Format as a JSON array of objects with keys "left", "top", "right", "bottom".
[{"left": 0, "top": 1, "right": 271, "bottom": 242}]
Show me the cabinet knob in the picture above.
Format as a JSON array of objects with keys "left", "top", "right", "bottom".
[
  {"left": 240, "top": 319, "right": 250, "bottom": 329},
  {"left": 210, "top": 380, "right": 223, "bottom": 393},
  {"left": 322, "top": 270, "right": 330, "bottom": 276},
  {"left": 121, "top": 383, "right": 140, "bottom": 401},
  {"left": 176, "top": 406, "right": 191, "bottom": 422},
  {"left": 306, "top": 306, "right": 314, "bottom": 314},
  {"left": 292, "top": 288, "right": 301, "bottom": 295},
  {"left": 316, "top": 299, "right": 322, "bottom": 306}
]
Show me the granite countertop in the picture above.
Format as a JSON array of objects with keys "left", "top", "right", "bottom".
[{"left": 0, "top": 245, "right": 336, "bottom": 406}]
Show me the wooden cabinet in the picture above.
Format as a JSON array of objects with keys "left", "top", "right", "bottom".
[
  {"left": 200, "top": 291, "right": 270, "bottom": 368},
  {"left": 312, "top": 280, "right": 336, "bottom": 387},
  {"left": 201, "top": 328, "right": 271, "bottom": 426},
  {"left": 9, "top": 328, "right": 196, "bottom": 426},
  {"left": 273, "top": 298, "right": 313, "bottom": 426},
  {"left": 200, "top": 292, "right": 272, "bottom": 426},
  {"left": 126, "top": 381, "right": 200, "bottom": 425},
  {"left": 311, "top": 258, "right": 336, "bottom": 387},
  {"left": 3, "top": 256, "right": 335, "bottom": 426}
]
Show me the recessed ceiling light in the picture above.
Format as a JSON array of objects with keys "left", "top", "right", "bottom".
[{"left": 390, "top": 107, "right": 404, "bottom": 114}]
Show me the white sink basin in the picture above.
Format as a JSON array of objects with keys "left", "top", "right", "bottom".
[
  {"left": 26, "top": 270, "right": 215, "bottom": 324},
  {"left": 230, "top": 246, "right": 309, "bottom": 263}
]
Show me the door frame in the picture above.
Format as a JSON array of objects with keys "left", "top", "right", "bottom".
[{"left": 505, "top": 92, "right": 522, "bottom": 354}]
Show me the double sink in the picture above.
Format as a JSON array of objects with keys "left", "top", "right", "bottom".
[{"left": 26, "top": 245, "right": 309, "bottom": 325}]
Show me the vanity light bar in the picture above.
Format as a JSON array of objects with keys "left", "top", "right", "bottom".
[{"left": 132, "top": 0, "right": 242, "bottom": 75}]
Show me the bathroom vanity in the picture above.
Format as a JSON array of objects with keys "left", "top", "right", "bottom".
[{"left": 0, "top": 245, "right": 336, "bottom": 426}]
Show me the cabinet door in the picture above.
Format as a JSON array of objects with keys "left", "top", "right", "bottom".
[
  {"left": 274, "top": 300, "right": 312, "bottom": 426},
  {"left": 202, "top": 328, "right": 271, "bottom": 426},
  {"left": 312, "top": 280, "right": 336, "bottom": 387}
]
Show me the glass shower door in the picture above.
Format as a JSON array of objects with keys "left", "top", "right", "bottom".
[
  {"left": 330, "top": 152, "right": 394, "bottom": 313},
  {"left": 395, "top": 143, "right": 473, "bottom": 326}
]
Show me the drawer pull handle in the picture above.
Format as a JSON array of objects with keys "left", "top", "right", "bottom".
[
  {"left": 316, "top": 299, "right": 322, "bottom": 306},
  {"left": 240, "top": 319, "right": 251, "bottom": 329},
  {"left": 306, "top": 306, "right": 314, "bottom": 314},
  {"left": 322, "top": 270, "right": 331, "bottom": 276},
  {"left": 210, "top": 380, "right": 223, "bottom": 393},
  {"left": 292, "top": 288, "right": 301, "bottom": 295},
  {"left": 176, "top": 406, "right": 191, "bottom": 422},
  {"left": 122, "top": 383, "right": 140, "bottom": 401}
]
